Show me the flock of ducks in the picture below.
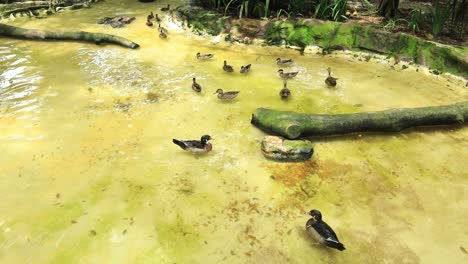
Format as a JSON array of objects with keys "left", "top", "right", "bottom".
[
  {"left": 146, "top": 6, "right": 343, "bottom": 251},
  {"left": 145, "top": 6, "right": 170, "bottom": 38},
  {"left": 172, "top": 51, "right": 343, "bottom": 250}
]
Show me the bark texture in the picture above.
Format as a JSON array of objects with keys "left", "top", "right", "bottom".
[
  {"left": 251, "top": 102, "right": 468, "bottom": 139},
  {"left": 0, "top": 23, "right": 139, "bottom": 49}
]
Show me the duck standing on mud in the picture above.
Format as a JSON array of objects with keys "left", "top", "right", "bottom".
[{"left": 305, "top": 209, "right": 345, "bottom": 251}]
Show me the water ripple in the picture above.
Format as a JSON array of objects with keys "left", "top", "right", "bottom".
[{"left": 0, "top": 44, "right": 43, "bottom": 119}]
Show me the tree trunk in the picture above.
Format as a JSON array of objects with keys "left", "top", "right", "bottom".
[
  {"left": 251, "top": 102, "right": 468, "bottom": 139},
  {"left": 0, "top": 23, "right": 140, "bottom": 49},
  {"left": 377, "top": 0, "right": 399, "bottom": 18}
]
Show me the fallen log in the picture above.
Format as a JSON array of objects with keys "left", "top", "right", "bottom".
[
  {"left": 0, "top": 23, "right": 140, "bottom": 49},
  {"left": 251, "top": 102, "right": 468, "bottom": 139}
]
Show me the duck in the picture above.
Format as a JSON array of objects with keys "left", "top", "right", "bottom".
[
  {"left": 148, "top": 12, "right": 154, "bottom": 20},
  {"left": 173, "top": 135, "right": 213, "bottom": 153},
  {"left": 306, "top": 209, "right": 345, "bottom": 251},
  {"left": 192, "top": 77, "right": 202, "bottom": 92},
  {"left": 276, "top": 58, "right": 294, "bottom": 66},
  {"left": 196, "top": 52, "right": 214, "bottom": 60},
  {"left": 145, "top": 18, "right": 153, "bottom": 27},
  {"left": 223, "top": 60, "right": 234, "bottom": 73},
  {"left": 278, "top": 69, "right": 298, "bottom": 79},
  {"left": 160, "top": 4, "right": 170, "bottom": 12},
  {"left": 155, "top": 14, "right": 161, "bottom": 23},
  {"left": 158, "top": 23, "right": 168, "bottom": 33},
  {"left": 279, "top": 80, "right": 291, "bottom": 99},
  {"left": 240, "top": 64, "right": 251, "bottom": 74},
  {"left": 325, "top": 67, "right": 338, "bottom": 87},
  {"left": 214, "top": 89, "right": 239, "bottom": 100},
  {"left": 159, "top": 28, "right": 167, "bottom": 38}
]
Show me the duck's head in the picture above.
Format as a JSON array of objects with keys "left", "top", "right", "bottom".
[
  {"left": 327, "top": 67, "right": 332, "bottom": 75},
  {"left": 224, "top": 60, "right": 227, "bottom": 65},
  {"left": 201, "top": 135, "right": 212, "bottom": 144},
  {"left": 276, "top": 58, "right": 281, "bottom": 63},
  {"left": 196, "top": 52, "right": 200, "bottom": 58},
  {"left": 278, "top": 69, "right": 284, "bottom": 74},
  {"left": 214, "top": 88, "right": 223, "bottom": 94},
  {"left": 193, "top": 77, "right": 197, "bottom": 82},
  {"left": 308, "top": 209, "right": 322, "bottom": 222}
]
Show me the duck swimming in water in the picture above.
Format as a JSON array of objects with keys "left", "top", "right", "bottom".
[
  {"left": 214, "top": 89, "right": 239, "bottom": 100},
  {"left": 223, "top": 60, "right": 234, "bottom": 73},
  {"left": 173, "top": 135, "right": 213, "bottom": 153},
  {"left": 306, "top": 209, "right": 345, "bottom": 251},
  {"left": 240, "top": 64, "right": 251, "bottom": 74},
  {"left": 159, "top": 28, "right": 167, "bottom": 38},
  {"left": 276, "top": 58, "right": 294, "bottom": 66},
  {"left": 325, "top": 67, "right": 338, "bottom": 87},
  {"left": 155, "top": 13, "right": 161, "bottom": 23},
  {"left": 192, "top": 78, "right": 202, "bottom": 92},
  {"left": 196, "top": 52, "right": 214, "bottom": 60},
  {"left": 278, "top": 69, "right": 298, "bottom": 79},
  {"left": 145, "top": 17, "right": 153, "bottom": 27},
  {"left": 148, "top": 12, "right": 154, "bottom": 20},
  {"left": 160, "top": 4, "right": 170, "bottom": 12},
  {"left": 279, "top": 80, "right": 291, "bottom": 99},
  {"left": 158, "top": 23, "right": 168, "bottom": 33}
]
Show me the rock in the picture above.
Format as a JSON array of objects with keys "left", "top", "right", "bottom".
[{"left": 261, "top": 136, "right": 313, "bottom": 162}]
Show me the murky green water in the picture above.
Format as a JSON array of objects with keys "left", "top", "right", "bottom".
[{"left": 1, "top": 1, "right": 467, "bottom": 263}]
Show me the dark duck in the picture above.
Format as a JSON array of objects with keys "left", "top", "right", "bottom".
[
  {"left": 325, "top": 67, "right": 338, "bottom": 87},
  {"left": 223, "top": 60, "right": 234, "bottom": 72},
  {"left": 160, "top": 4, "right": 170, "bottom": 12},
  {"left": 306, "top": 209, "right": 345, "bottom": 251},
  {"left": 173, "top": 135, "right": 213, "bottom": 153},
  {"left": 279, "top": 80, "right": 291, "bottom": 99},
  {"left": 192, "top": 77, "right": 202, "bottom": 92},
  {"left": 240, "top": 64, "right": 251, "bottom": 74},
  {"left": 145, "top": 17, "right": 153, "bottom": 27}
]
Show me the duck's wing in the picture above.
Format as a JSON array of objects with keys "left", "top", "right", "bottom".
[
  {"left": 173, "top": 139, "right": 203, "bottom": 150},
  {"left": 313, "top": 221, "right": 340, "bottom": 242}
]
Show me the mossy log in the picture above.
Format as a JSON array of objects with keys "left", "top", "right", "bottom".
[
  {"left": 251, "top": 102, "right": 468, "bottom": 139},
  {"left": 0, "top": 23, "right": 139, "bottom": 49}
]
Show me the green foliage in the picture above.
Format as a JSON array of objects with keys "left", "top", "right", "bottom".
[
  {"left": 430, "top": 2, "right": 452, "bottom": 37},
  {"left": 314, "top": 0, "right": 348, "bottom": 22},
  {"left": 408, "top": 9, "right": 422, "bottom": 32}
]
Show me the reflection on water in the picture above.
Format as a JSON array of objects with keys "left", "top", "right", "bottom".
[{"left": 0, "top": 0, "right": 467, "bottom": 263}]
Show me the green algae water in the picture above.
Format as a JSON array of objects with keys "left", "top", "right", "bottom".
[{"left": 1, "top": 1, "right": 467, "bottom": 263}]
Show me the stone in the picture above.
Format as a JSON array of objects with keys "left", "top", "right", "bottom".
[{"left": 261, "top": 136, "right": 313, "bottom": 162}]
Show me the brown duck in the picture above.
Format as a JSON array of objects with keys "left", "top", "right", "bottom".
[
  {"left": 325, "top": 67, "right": 338, "bottom": 87},
  {"left": 192, "top": 78, "right": 202, "bottom": 92},
  {"left": 223, "top": 60, "right": 234, "bottom": 73},
  {"left": 214, "top": 89, "right": 239, "bottom": 100},
  {"left": 279, "top": 80, "right": 291, "bottom": 99}
]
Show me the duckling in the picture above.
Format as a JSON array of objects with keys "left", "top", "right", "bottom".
[
  {"left": 159, "top": 28, "right": 167, "bottom": 38},
  {"left": 240, "top": 64, "right": 251, "bottom": 74},
  {"left": 192, "top": 77, "right": 202, "bottom": 92},
  {"left": 279, "top": 80, "right": 291, "bottom": 99},
  {"left": 214, "top": 89, "right": 239, "bottom": 100},
  {"left": 223, "top": 60, "right": 234, "bottom": 73},
  {"left": 160, "top": 4, "right": 170, "bottom": 12},
  {"left": 173, "top": 135, "right": 212, "bottom": 153},
  {"left": 325, "top": 67, "right": 338, "bottom": 87},
  {"left": 158, "top": 23, "right": 168, "bottom": 33},
  {"left": 155, "top": 13, "right": 161, "bottom": 23},
  {"left": 148, "top": 12, "right": 154, "bottom": 20},
  {"left": 145, "top": 18, "right": 153, "bottom": 27},
  {"left": 276, "top": 58, "right": 294, "bottom": 66},
  {"left": 196, "top": 52, "right": 214, "bottom": 60},
  {"left": 306, "top": 209, "right": 345, "bottom": 251},
  {"left": 278, "top": 69, "right": 298, "bottom": 79}
]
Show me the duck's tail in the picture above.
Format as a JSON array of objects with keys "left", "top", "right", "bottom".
[
  {"left": 172, "top": 139, "right": 188, "bottom": 150},
  {"left": 325, "top": 240, "right": 345, "bottom": 251}
]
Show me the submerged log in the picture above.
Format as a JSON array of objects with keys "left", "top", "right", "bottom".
[
  {"left": 0, "top": 23, "right": 140, "bottom": 49},
  {"left": 251, "top": 102, "right": 468, "bottom": 139}
]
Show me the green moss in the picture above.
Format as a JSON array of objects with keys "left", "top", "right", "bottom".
[{"left": 287, "top": 26, "right": 314, "bottom": 47}]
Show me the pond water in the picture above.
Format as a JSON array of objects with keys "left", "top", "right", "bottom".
[{"left": 1, "top": 1, "right": 467, "bottom": 263}]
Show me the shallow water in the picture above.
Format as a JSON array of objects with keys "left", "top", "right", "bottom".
[{"left": 1, "top": 1, "right": 467, "bottom": 263}]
